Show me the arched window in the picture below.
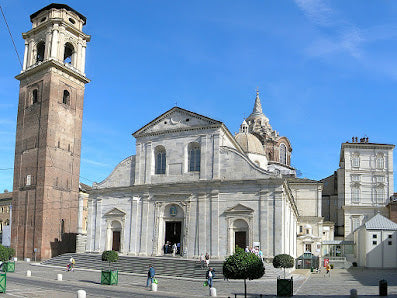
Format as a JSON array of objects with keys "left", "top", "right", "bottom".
[
  {"left": 64, "top": 43, "right": 74, "bottom": 64},
  {"left": 155, "top": 146, "right": 166, "bottom": 174},
  {"left": 188, "top": 142, "right": 200, "bottom": 172},
  {"left": 63, "top": 90, "right": 70, "bottom": 105},
  {"left": 376, "top": 154, "right": 384, "bottom": 169},
  {"left": 36, "top": 41, "right": 45, "bottom": 62},
  {"left": 279, "top": 143, "right": 287, "bottom": 165},
  {"left": 32, "top": 89, "right": 38, "bottom": 104},
  {"left": 352, "top": 187, "right": 360, "bottom": 203}
]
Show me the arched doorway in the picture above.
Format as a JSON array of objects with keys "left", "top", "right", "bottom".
[
  {"left": 110, "top": 220, "right": 121, "bottom": 252},
  {"left": 233, "top": 219, "right": 249, "bottom": 250}
]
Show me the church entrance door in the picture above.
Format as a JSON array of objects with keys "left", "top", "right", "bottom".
[
  {"left": 165, "top": 221, "right": 181, "bottom": 253},
  {"left": 235, "top": 231, "right": 246, "bottom": 249},
  {"left": 112, "top": 231, "right": 121, "bottom": 251}
]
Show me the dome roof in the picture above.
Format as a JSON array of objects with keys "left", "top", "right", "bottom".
[{"left": 235, "top": 132, "right": 265, "bottom": 155}]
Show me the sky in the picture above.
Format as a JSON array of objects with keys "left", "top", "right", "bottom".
[{"left": 1, "top": 0, "right": 397, "bottom": 192}]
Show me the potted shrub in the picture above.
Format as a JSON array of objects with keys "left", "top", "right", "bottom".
[
  {"left": 273, "top": 254, "right": 294, "bottom": 296},
  {"left": 2, "top": 247, "right": 15, "bottom": 273},
  {"left": 101, "top": 250, "right": 119, "bottom": 285},
  {"left": 223, "top": 247, "right": 264, "bottom": 298}
]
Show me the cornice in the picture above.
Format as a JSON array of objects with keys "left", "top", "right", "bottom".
[{"left": 15, "top": 59, "right": 90, "bottom": 84}]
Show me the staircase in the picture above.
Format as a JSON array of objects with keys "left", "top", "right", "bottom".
[{"left": 41, "top": 253, "right": 287, "bottom": 280}]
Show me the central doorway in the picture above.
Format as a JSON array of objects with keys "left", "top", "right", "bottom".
[
  {"left": 165, "top": 221, "right": 181, "bottom": 253},
  {"left": 235, "top": 231, "right": 246, "bottom": 249}
]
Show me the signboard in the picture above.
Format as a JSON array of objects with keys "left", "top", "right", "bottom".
[{"left": 2, "top": 226, "right": 11, "bottom": 247}]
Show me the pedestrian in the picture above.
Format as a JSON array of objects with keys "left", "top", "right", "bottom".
[
  {"left": 206, "top": 267, "right": 215, "bottom": 288},
  {"left": 326, "top": 263, "right": 330, "bottom": 275},
  {"left": 258, "top": 249, "right": 263, "bottom": 262},
  {"left": 205, "top": 252, "right": 210, "bottom": 268},
  {"left": 200, "top": 253, "right": 205, "bottom": 269},
  {"left": 68, "top": 257, "right": 75, "bottom": 271},
  {"left": 177, "top": 242, "right": 181, "bottom": 255},
  {"left": 245, "top": 246, "right": 249, "bottom": 253},
  {"left": 172, "top": 243, "right": 177, "bottom": 257},
  {"left": 146, "top": 265, "right": 155, "bottom": 287}
]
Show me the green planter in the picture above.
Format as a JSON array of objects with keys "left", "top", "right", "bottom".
[
  {"left": 277, "top": 277, "right": 293, "bottom": 296},
  {"left": 2, "top": 261, "right": 15, "bottom": 273},
  {"left": 101, "top": 269, "right": 118, "bottom": 285},
  {"left": 0, "top": 273, "right": 6, "bottom": 293}
]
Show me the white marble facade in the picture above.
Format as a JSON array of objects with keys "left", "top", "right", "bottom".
[{"left": 85, "top": 95, "right": 313, "bottom": 259}]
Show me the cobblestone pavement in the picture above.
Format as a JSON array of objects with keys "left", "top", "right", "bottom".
[{"left": 2, "top": 262, "right": 397, "bottom": 297}]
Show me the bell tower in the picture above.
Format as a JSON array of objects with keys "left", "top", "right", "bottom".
[{"left": 11, "top": 4, "right": 90, "bottom": 260}]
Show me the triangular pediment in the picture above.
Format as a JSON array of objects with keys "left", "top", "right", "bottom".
[
  {"left": 133, "top": 107, "right": 222, "bottom": 137},
  {"left": 104, "top": 208, "right": 126, "bottom": 217},
  {"left": 225, "top": 204, "right": 254, "bottom": 214}
]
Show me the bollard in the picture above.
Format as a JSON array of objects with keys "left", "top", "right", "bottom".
[
  {"left": 350, "top": 289, "right": 357, "bottom": 298},
  {"left": 25, "top": 258, "right": 30, "bottom": 262},
  {"left": 151, "top": 283, "right": 157, "bottom": 292},
  {"left": 210, "top": 287, "right": 217, "bottom": 296},
  {"left": 379, "top": 279, "right": 387, "bottom": 296},
  {"left": 57, "top": 274, "right": 63, "bottom": 281},
  {"left": 26, "top": 270, "right": 31, "bottom": 277},
  {"left": 77, "top": 290, "right": 86, "bottom": 298}
]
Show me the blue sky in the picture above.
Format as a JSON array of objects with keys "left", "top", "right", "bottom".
[{"left": 1, "top": 1, "right": 397, "bottom": 191}]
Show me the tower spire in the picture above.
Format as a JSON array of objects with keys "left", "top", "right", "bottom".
[{"left": 251, "top": 88, "right": 263, "bottom": 116}]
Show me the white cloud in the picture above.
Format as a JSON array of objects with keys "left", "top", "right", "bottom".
[
  {"left": 81, "top": 158, "right": 110, "bottom": 167},
  {"left": 294, "top": 0, "right": 335, "bottom": 27}
]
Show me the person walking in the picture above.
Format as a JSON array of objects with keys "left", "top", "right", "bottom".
[
  {"left": 146, "top": 265, "right": 155, "bottom": 287},
  {"left": 68, "top": 257, "right": 75, "bottom": 271},
  {"left": 206, "top": 267, "right": 215, "bottom": 288},
  {"left": 205, "top": 252, "right": 210, "bottom": 268},
  {"left": 200, "top": 253, "right": 205, "bottom": 269},
  {"left": 258, "top": 249, "right": 263, "bottom": 262},
  {"left": 172, "top": 243, "right": 177, "bottom": 257},
  {"left": 325, "top": 263, "right": 331, "bottom": 275}
]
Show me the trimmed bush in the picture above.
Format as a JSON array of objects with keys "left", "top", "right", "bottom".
[
  {"left": 273, "top": 254, "right": 294, "bottom": 279},
  {"left": 223, "top": 247, "right": 264, "bottom": 297},
  {"left": 102, "top": 250, "right": 119, "bottom": 270}
]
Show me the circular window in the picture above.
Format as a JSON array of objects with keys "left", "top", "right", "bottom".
[
  {"left": 40, "top": 17, "right": 46, "bottom": 23},
  {"left": 69, "top": 18, "right": 75, "bottom": 24}
]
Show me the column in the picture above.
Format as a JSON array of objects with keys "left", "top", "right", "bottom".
[
  {"left": 86, "top": 198, "right": 94, "bottom": 251},
  {"left": 128, "top": 197, "right": 134, "bottom": 254},
  {"left": 77, "top": 194, "right": 84, "bottom": 234},
  {"left": 144, "top": 142, "right": 152, "bottom": 184},
  {"left": 22, "top": 42, "right": 28, "bottom": 70},
  {"left": 200, "top": 135, "right": 207, "bottom": 180},
  {"left": 44, "top": 30, "right": 52, "bottom": 60},
  {"left": 139, "top": 195, "right": 150, "bottom": 255},
  {"left": 94, "top": 198, "right": 102, "bottom": 251},
  {"left": 50, "top": 25, "right": 59, "bottom": 59},
  {"left": 212, "top": 134, "right": 220, "bottom": 179},
  {"left": 258, "top": 190, "right": 268, "bottom": 252},
  {"left": 198, "top": 193, "right": 207, "bottom": 255},
  {"left": 27, "top": 39, "right": 34, "bottom": 67},
  {"left": 210, "top": 190, "right": 219, "bottom": 257}
]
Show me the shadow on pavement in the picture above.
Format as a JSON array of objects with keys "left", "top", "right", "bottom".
[
  {"left": 347, "top": 267, "right": 397, "bottom": 286},
  {"left": 79, "top": 279, "right": 101, "bottom": 285}
]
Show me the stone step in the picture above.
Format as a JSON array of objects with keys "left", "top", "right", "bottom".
[{"left": 42, "top": 253, "right": 286, "bottom": 280}]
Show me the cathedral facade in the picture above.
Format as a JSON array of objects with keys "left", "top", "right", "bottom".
[{"left": 84, "top": 93, "right": 325, "bottom": 259}]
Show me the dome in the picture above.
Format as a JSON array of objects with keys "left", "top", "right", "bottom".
[{"left": 235, "top": 132, "right": 265, "bottom": 155}]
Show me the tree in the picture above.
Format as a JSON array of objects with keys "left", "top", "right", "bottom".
[
  {"left": 101, "top": 250, "right": 119, "bottom": 271},
  {"left": 223, "top": 247, "right": 264, "bottom": 298},
  {"left": 272, "top": 254, "right": 294, "bottom": 279}
]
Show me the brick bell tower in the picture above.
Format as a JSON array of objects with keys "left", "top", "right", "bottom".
[{"left": 11, "top": 4, "right": 90, "bottom": 260}]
